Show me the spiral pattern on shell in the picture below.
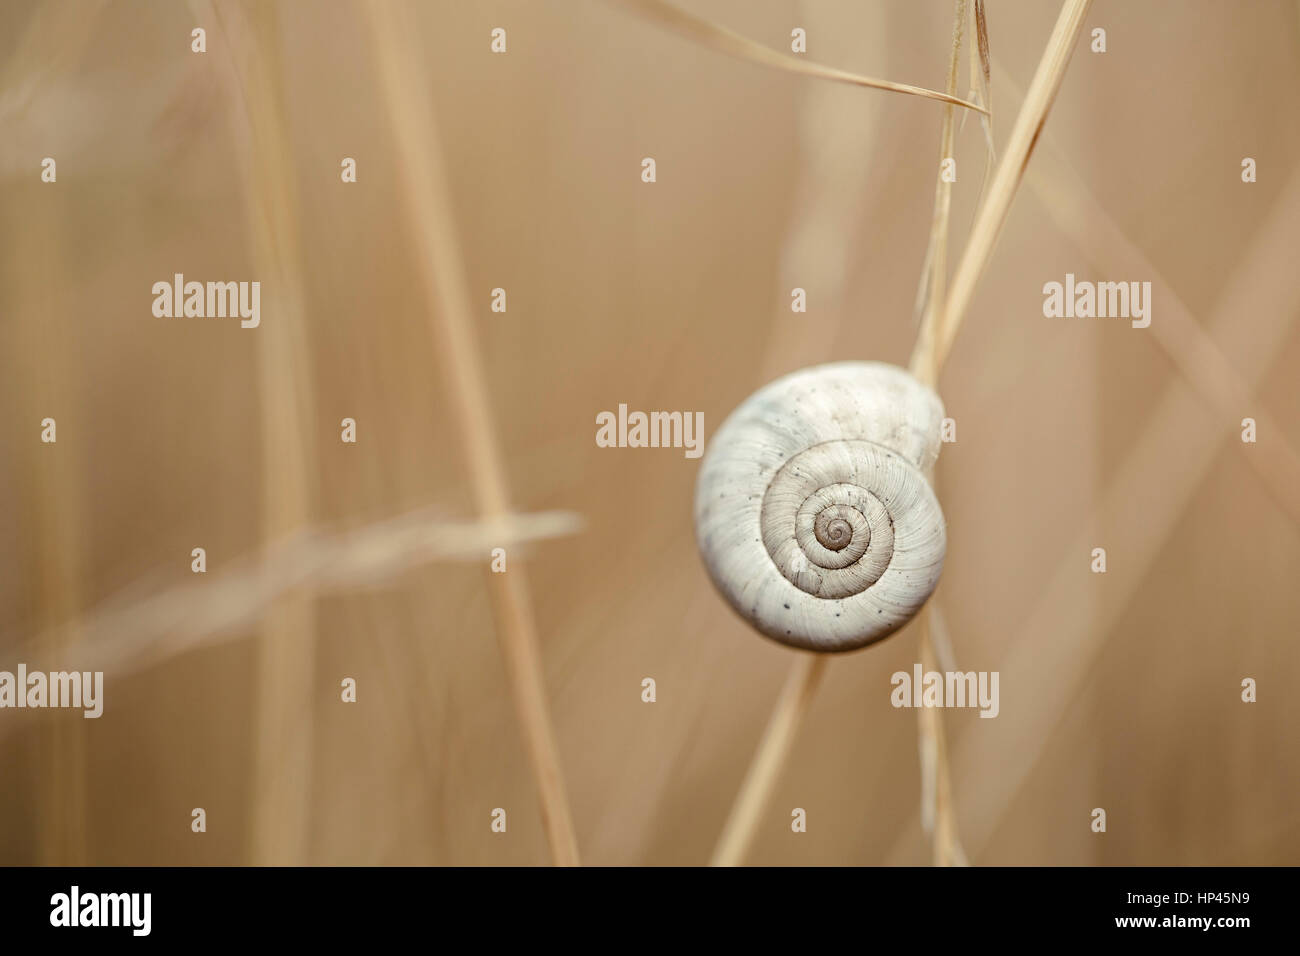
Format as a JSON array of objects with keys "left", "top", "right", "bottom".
[{"left": 694, "top": 362, "right": 946, "bottom": 652}]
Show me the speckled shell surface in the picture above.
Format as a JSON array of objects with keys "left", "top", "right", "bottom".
[{"left": 694, "top": 361, "right": 946, "bottom": 652}]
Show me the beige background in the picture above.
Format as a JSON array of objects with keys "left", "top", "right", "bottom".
[{"left": 1, "top": 0, "right": 1297, "bottom": 865}]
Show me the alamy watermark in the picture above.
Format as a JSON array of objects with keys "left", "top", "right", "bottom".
[
  {"left": 0, "top": 665, "right": 103, "bottom": 718},
  {"left": 595, "top": 404, "right": 704, "bottom": 459},
  {"left": 891, "top": 663, "right": 999, "bottom": 718},
  {"left": 152, "top": 274, "right": 260, "bottom": 328},
  {"left": 50, "top": 886, "right": 150, "bottom": 936},
  {"left": 1042, "top": 273, "right": 1151, "bottom": 328}
]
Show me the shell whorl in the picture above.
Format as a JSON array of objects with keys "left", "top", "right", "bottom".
[{"left": 694, "top": 361, "right": 946, "bottom": 653}]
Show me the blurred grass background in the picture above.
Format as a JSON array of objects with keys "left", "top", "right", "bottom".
[{"left": 0, "top": 0, "right": 1297, "bottom": 865}]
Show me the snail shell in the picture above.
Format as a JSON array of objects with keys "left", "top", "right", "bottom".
[{"left": 694, "top": 361, "right": 946, "bottom": 653}]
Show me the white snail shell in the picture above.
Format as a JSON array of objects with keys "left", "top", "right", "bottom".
[{"left": 694, "top": 361, "right": 946, "bottom": 653}]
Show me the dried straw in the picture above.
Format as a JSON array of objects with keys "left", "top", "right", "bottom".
[
  {"left": 0, "top": 508, "right": 583, "bottom": 694},
  {"left": 912, "top": 0, "right": 1094, "bottom": 386},
  {"left": 363, "top": 1, "right": 581, "bottom": 866},
  {"left": 912, "top": 1, "right": 970, "bottom": 384},
  {"left": 910, "top": 0, "right": 982, "bottom": 869},
  {"left": 711, "top": 653, "right": 826, "bottom": 866},
  {"left": 193, "top": 0, "right": 323, "bottom": 866},
  {"left": 916, "top": 604, "right": 969, "bottom": 865}
]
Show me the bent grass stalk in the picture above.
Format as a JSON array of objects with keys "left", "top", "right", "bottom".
[{"left": 614, "top": 0, "right": 987, "bottom": 115}]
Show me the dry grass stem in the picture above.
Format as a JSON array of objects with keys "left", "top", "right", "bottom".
[
  {"left": 928, "top": 602, "right": 958, "bottom": 674},
  {"left": 910, "top": 2, "right": 970, "bottom": 867},
  {"left": 196, "top": 0, "right": 321, "bottom": 866},
  {"left": 0, "top": 508, "right": 583, "bottom": 702},
  {"left": 711, "top": 653, "right": 827, "bottom": 866},
  {"left": 973, "top": 0, "right": 992, "bottom": 109},
  {"left": 19, "top": 109, "right": 89, "bottom": 868},
  {"left": 917, "top": 607, "right": 969, "bottom": 865},
  {"left": 614, "top": 0, "right": 987, "bottom": 114},
  {"left": 0, "top": 0, "right": 112, "bottom": 870},
  {"left": 913, "top": 0, "right": 1094, "bottom": 386},
  {"left": 887, "top": 168, "right": 1300, "bottom": 863},
  {"left": 965, "top": 0, "right": 996, "bottom": 204},
  {"left": 912, "top": 1, "right": 968, "bottom": 367},
  {"left": 893, "top": 23, "right": 1300, "bottom": 866},
  {"left": 364, "top": 1, "right": 581, "bottom": 866}
]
